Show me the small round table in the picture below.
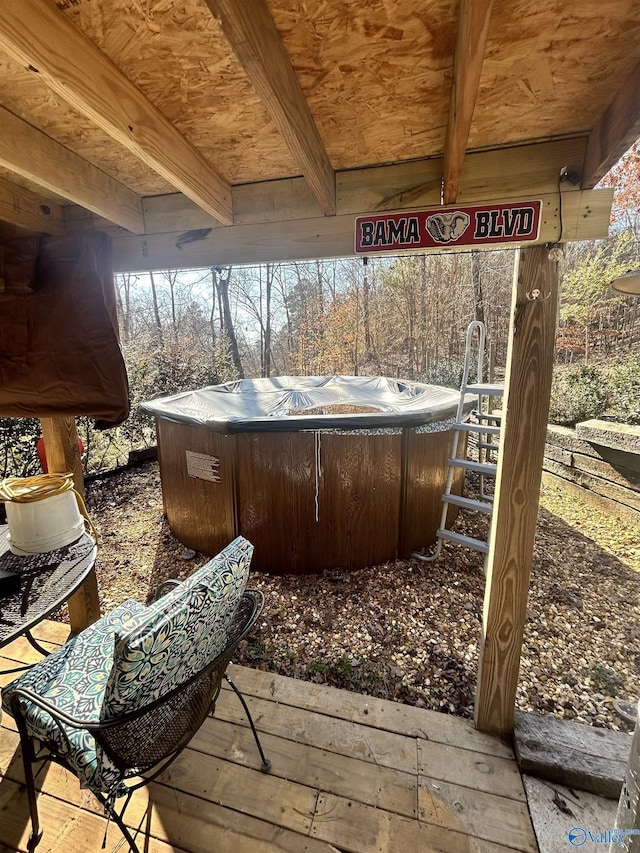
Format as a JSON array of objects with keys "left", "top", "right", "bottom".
[{"left": 0, "top": 525, "right": 97, "bottom": 668}]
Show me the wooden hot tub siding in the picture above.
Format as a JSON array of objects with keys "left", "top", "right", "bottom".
[{"left": 156, "top": 418, "right": 466, "bottom": 575}]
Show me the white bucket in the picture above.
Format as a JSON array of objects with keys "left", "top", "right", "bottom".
[{"left": 5, "top": 491, "right": 85, "bottom": 555}]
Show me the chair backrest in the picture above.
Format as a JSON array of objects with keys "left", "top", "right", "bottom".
[
  {"left": 94, "top": 591, "right": 261, "bottom": 772},
  {"left": 102, "top": 535, "right": 253, "bottom": 721}
]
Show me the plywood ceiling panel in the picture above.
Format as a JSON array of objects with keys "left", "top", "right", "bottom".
[
  {"left": 470, "top": 0, "right": 640, "bottom": 148},
  {"left": 0, "top": 0, "right": 637, "bottom": 205},
  {"left": 269, "top": 0, "right": 458, "bottom": 168},
  {"left": 58, "top": 0, "right": 299, "bottom": 183},
  {"left": 0, "top": 52, "right": 173, "bottom": 195}
]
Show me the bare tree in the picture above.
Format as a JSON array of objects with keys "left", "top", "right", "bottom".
[
  {"left": 148, "top": 271, "right": 163, "bottom": 345},
  {"left": 264, "top": 263, "right": 273, "bottom": 377},
  {"left": 166, "top": 270, "right": 179, "bottom": 342},
  {"left": 471, "top": 251, "right": 485, "bottom": 325},
  {"left": 115, "top": 273, "right": 134, "bottom": 343},
  {"left": 213, "top": 266, "right": 244, "bottom": 378}
]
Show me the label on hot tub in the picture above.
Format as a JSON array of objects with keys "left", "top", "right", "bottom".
[{"left": 185, "top": 451, "right": 221, "bottom": 482}]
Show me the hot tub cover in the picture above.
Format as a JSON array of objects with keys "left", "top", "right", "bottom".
[{"left": 141, "top": 376, "right": 474, "bottom": 433}]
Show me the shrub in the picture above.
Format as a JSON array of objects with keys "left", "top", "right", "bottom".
[
  {"left": 120, "top": 333, "right": 236, "bottom": 452},
  {"left": 0, "top": 417, "right": 41, "bottom": 480},
  {"left": 420, "top": 359, "right": 481, "bottom": 390},
  {"left": 605, "top": 355, "right": 640, "bottom": 425},
  {"left": 549, "top": 364, "right": 609, "bottom": 427}
]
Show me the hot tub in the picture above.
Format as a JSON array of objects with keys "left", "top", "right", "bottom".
[{"left": 142, "top": 376, "right": 471, "bottom": 575}]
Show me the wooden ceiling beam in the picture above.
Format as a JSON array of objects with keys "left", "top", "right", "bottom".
[
  {"left": 443, "top": 0, "right": 494, "bottom": 205},
  {"left": 0, "top": 174, "right": 65, "bottom": 235},
  {"left": 66, "top": 138, "right": 589, "bottom": 235},
  {"left": 206, "top": 0, "right": 336, "bottom": 216},
  {"left": 110, "top": 189, "right": 613, "bottom": 272},
  {"left": 582, "top": 61, "right": 640, "bottom": 189},
  {"left": 0, "top": 0, "right": 233, "bottom": 225},
  {"left": 0, "top": 107, "right": 144, "bottom": 234}
]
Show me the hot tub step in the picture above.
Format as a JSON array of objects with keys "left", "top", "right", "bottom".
[
  {"left": 447, "top": 458, "right": 497, "bottom": 476},
  {"left": 443, "top": 494, "right": 494, "bottom": 514},
  {"left": 436, "top": 529, "right": 490, "bottom": 554}
]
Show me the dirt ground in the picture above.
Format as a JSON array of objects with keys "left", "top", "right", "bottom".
[{"left": 82, "top": 461, "right": 640, "bottom": 733}]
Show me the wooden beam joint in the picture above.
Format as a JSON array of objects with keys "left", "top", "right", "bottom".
[
  {"left": 0, "top": 0, "right": 232, "bottom": 225},
  {"left": 0, "top": 175, "right": 65, "bottom": 235}
]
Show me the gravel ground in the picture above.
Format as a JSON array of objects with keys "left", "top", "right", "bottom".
[{"left": 83, "top": 460, "right": 640, "bottom": 733}]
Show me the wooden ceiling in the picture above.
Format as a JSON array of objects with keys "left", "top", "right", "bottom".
[{"left": 0, "top": 0, "right": 638, "bottom": 267}]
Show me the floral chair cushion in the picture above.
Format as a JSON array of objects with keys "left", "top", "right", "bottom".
[
  {"left": 1, "top": 536, "right": 254, "bottom": 799},
  {"left": 101, "top": 536, "right": 253, "bottom": 719},
  {"left": 2, "top": 600, "right": 145, "bottom": 795}
]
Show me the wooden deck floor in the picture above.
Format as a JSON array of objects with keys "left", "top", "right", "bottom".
[{"left": 0, "top": 620, "right": 538, "bottom": 853}]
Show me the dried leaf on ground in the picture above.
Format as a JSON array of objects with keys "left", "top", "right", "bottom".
[{"left": 82, "top": 463, "right": 640, "bottom": 732}]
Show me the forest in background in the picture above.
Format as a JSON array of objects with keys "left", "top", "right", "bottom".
[{"left": 1, "top": 144, "right": 639, "bottom": 478}]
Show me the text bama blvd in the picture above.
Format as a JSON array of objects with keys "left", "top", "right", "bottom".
[{"left": 355, "top": 203, "right": 540, "bottom": 252}]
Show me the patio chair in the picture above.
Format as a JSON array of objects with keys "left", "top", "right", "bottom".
[{"left": 1, "top": 536, "right": 271, "bottom": 853}]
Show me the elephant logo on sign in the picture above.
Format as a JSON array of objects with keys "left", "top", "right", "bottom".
[{"left": 425, "top": 211, "right": 470, "bottom": 244}]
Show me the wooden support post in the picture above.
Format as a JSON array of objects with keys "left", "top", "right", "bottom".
[
  {"left": 40, "top": 416, "right": 84, "bottom": 493},
  {"left": 40, "top": 416, "right": 101, "bottom": 632},
  {"left": 475, "top": 245, "right": 559, "bottom": 737}
]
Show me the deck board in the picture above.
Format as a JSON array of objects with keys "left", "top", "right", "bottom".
[
  {"left": 192, "top": 718, "right": 419, "bottom": 817},
  {"left": 311, "top": 793, "right": 523, "bottom": 853},
  {"left": 0, "top": 620, "right": 538, "bottom": 853},
  {"left": 214, "top": 688, "right": 419, "bottom": 773},
  {"left": 417, "top": 740, "right": 527, "bottom": 801},
  {"left": 226, "top": 664, "right": 514, "bottom": 759},
  {"left": 418, "top": 778, "right": 537, "bottom": 851}
]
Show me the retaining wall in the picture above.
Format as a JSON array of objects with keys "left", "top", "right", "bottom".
[{"left": 543, "top": 419, "right": 640, "bottom": 524}]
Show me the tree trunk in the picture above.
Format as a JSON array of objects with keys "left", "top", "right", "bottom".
[
  {"left": 209, "top": 268, "right": 217, "bottom": 347},
  {"left": 217, "top": 275, "right": 224, "bottom": 334},
  {"left": 419, "top": 254, "right": 427, "bottom": 373},
  {"left": 168, "top": 271, "right": 177, "bottom": 343},
  {"left": 363, "top": 259, "right": 371, "bottom": 356},
  {"left": 471, "top": 251, "right": 485, "bottom": 325},
  {"left": 114, "top": 275, "right": 128, "bottom": 344},
  {"left": 264, "top": 263, "right": 273, "bottom": 377},
  {"left": 148, "top": 271, "right": 163, "bottom": 345},
  {"left": 123, "top": 275, "right": 131, "bottom": 340},
  {"left": 214, "top": 266, "right": 244, "bottom": 378}
]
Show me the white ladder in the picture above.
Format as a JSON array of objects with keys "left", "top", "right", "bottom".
[{"left": 415, "top": 321, "right": 504, "bottom": 563}]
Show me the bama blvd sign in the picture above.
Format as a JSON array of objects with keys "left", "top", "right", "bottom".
[{"left": 355, "top": 201, "right": 542, "bottom": 254}]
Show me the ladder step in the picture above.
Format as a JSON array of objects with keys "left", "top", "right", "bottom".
[
  {"left": 442, "top": 494, "right": 494, "bottom": 514},
  {"left": 437, "top": 529, "right": 489, "bottom": 554},
  {"left": 454, "top": 422, "right": 501, "bottom": 436},
  {"left": 465, "top": 383, "right": 505, "bottom": 396},
  {"left": 473, "top": 410, "right": 502, "bottom": 424},
  {"left": 448, "top": 458, "right": 497, "bottom": 476},
  {"left": 478, "top": 440, "right": 499, "bottom": 451}
]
